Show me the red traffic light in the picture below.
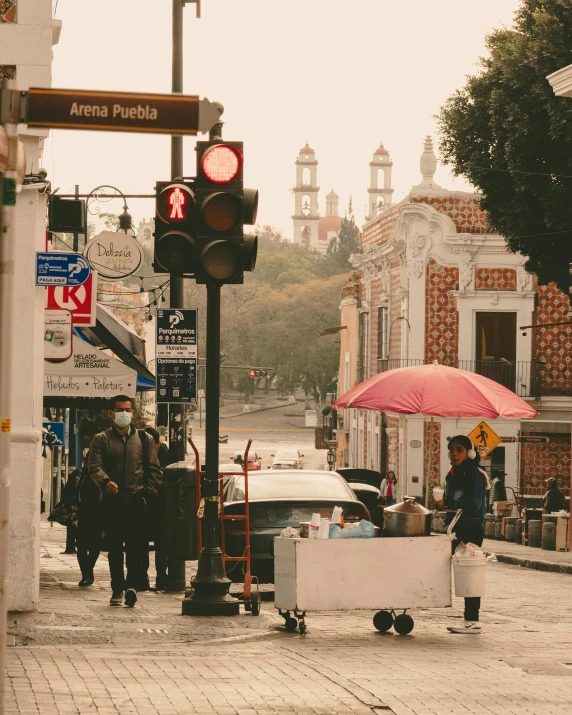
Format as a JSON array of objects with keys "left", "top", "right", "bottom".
[
  {"left": 157, "top": 183, "right": 194, "bottom": 223},
  {"left": 201, "top": 145, "right": 241, "bottom": 184},
  {"left": 248, "top": 368, "right": 268, "bottom": 378}
]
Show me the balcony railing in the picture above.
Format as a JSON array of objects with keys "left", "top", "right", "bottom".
[{"left": 375, "top": 359, "right": 563, "bottom": 398}]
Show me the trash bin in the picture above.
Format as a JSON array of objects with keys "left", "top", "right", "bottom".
[{"left": 162, "top": 462, "right": 198, "bottom": 561}]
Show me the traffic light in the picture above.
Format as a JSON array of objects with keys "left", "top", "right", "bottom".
[
  {"left": 153, "top": 141, "right": 259, "bottom": 284},
  {"left": 153, "top": 181, "right": 196, "bottom": 274},
  {"left": 248, "top": 369, "right": 268, "bottom": 378},
  {"left": 193, "top": 140, "right": 258, "bottom": 284}
]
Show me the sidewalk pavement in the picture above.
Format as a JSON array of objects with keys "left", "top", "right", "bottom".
[
  {"left": 482, "top": 537, "right": 572, "bottom": 574},
  {"left": 5, "top": 522, "right": 572, "bottom": 715}
]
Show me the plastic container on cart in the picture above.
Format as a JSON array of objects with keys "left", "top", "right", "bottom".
[{"left": 452, "top": 549, "right": 486, "bottom": 597}]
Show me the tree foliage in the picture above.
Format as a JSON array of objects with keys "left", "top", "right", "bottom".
[
  {"left": 437, "top": 0, "right": 572, "bottom": 291},
  {"left": 326, "top": 199, "right": 361, "bottom": 271}
]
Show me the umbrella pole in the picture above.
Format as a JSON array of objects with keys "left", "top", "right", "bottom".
[{"left": 425, "top": 416, "right": 434, "bottom": 507}]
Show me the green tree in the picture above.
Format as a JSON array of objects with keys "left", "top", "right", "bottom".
[
  {"left": 437, "top": 0, "right": 572, "bottom": 291},
  {"left": 326, "top": 199, "right": 361, "bottom": 271}
]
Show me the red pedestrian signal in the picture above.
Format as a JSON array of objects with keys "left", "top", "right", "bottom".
[{"left": 154, "top": 181, "right": 196, "bottom": 273}]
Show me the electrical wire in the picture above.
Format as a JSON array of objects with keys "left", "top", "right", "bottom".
[{"left": 103, "top": 281, "right": 170, "bottom": 310}]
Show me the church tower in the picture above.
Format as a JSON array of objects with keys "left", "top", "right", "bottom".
[
  {"left": 367, "top": 142, "right": 393, "bottom": 220},
  {"left": 292, "top": 143, "right": 320, "bottom": 249},
  {"left": 325, "top": 189, "right": 339, "bottom": 216}
]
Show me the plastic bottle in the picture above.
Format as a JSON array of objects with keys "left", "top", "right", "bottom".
[
  {"left": 309, "top": 512, "right": 320, "bottom": 539},
  {"left": 331, "top": 506, "right": 343, "bottom": 525}
]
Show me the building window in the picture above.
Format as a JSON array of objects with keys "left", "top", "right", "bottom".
[
  {"left": 0, "top": 65, "right": 16, "bottom": 79},
  {"left": 474, "top": 312, "right": 517, "bottom": 390},
  {"left": 358, "top": 311, "right": 370, "bottom": 382},
  {"left": 377, "top": 306, "right": 388, "bottom": 362},
  {"left": 0, "top": 0, "right": 16, "bottom": 23}
]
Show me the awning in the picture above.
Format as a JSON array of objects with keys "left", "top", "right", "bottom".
[{"left": 76, "top": 303, "right": 155, "bottom": 388}]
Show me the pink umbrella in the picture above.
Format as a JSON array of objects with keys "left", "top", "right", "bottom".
[
  {"left": 332, "top": 362, "right": 537, "bottom": 418},
  {"left": 333, "top": 363, "right": 537, "bottom": 505}
]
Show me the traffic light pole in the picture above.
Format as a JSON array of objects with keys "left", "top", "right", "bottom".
[
  {"left": 182, "top": 282, "right": 238, "bottom": 615},
  {"left": 165, "top": 0, "right": 190, "bottom": 593},
  {"left": 182, "top": 108, "right": 239, "bottom": 616}
]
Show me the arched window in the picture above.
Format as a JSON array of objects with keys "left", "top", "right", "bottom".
[
  {"left": 302, "top": 194, "right": 311, "bottom": 216},
  {"left": 301, "top": 226, "right": 311, "bottom": 247},
  {"left": 302, "top": 167, "right": 311, "bottom": 186}
]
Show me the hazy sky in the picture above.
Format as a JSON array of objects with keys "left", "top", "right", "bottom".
[{"left": 44, "top": 0, "right": 521, "bottom": 237}]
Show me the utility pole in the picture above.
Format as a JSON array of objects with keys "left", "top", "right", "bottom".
[
  {"left": 165, "top": 0, "right": 200, "bottom": 592},
  {"left": 0, "top": 102, "right": 19, "bottom": 715}
]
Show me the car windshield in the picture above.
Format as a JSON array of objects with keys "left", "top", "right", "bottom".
[
  {"left": 228, "top": 473, "right": 354, "bottom": 501},
  {"left": 274, "top": 449, "right": 299, "bottom": 459}
]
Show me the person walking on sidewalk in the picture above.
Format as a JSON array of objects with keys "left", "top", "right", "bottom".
[
  {"left": 543, "top": 477, "right": 567, "bottom": 513},
  {"left": 140, "top": 427, "right": 177, "bottom": 592},
  {"left": 380, "top": 471, "right": 398, "bottom": 507},
  {"left": 88, "top": 395, "right": 162, "bottom": 608},
  {"left": 76, "top": 452, "right": 103, "bottom": 587},
  {"left": 435, "top": 435, "right": 487, "bottom": 635}
]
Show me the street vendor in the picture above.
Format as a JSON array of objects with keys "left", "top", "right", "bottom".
[{"left": 434, "top": 434, "right": 487, "bottom": 635}]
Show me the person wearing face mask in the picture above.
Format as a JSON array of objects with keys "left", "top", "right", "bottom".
[
  {"left": 434, "top": 435, "right": 487, "bottom": 635},
  {"left": 88, "top": 395, "right": 162, "bottom": 608}
]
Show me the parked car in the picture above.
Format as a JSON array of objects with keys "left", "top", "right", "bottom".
[
  {"left": 218, "top": 463, "right": 244, "bottom": 474},
  {"left": 229, "top": 450, "right": 262, "bottom": 470},
  {"left": 222, "top": 469, "right": 370, "bottom": 583},
  {"left": 336, "top": 468, "right": 383, "bottom": 513},
  {"left": 270, "top": 448, "right": 304, "bottom": 469}
]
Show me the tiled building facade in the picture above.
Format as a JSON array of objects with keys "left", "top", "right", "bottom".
[{"left": 336, "top": 137, "right": 570, "bottom": 507}]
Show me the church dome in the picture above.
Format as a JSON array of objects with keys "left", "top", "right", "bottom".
[
  {"left": 374, "top": 143, "right": 389, "bottom": 156},
  {"left": 300, "top": 143, "right": 315, "bottom": 155}
]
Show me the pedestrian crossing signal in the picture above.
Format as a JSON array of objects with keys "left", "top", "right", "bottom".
[{"left": 154, "top": 181, "right": 196, "bottom": 273}]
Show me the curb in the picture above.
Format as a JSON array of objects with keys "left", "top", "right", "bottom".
[{"left": 487, "top": 551, "right": 572, "bottom": 575}]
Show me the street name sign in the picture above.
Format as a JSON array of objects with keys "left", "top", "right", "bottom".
[
  {"left": 156, "top": 309, "right": 198, "bottom": 404},
  {"left": 467, "top": 420, "right": 502, "bottom": 458},
  {"left": 25, "top": 88, "right": 221, "bottom": 136},
  {"left": 36, "top": 252, "right": 90, "bottom": 286}
]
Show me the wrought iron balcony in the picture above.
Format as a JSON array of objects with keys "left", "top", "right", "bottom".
[{"left": 375, "top": 358, "right": 565, "bottom": 398}]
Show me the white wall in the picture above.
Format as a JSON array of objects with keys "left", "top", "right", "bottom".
[{"left": 1, "top": 0, "right": 58, "bottom": 611}]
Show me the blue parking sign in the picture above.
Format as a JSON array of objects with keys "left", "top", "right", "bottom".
[
  {"left": 35, "top": 252, "right": 91, "bottom": 286},
  {"left": 43, "top": 421, "right": 66, "bottom": 448}
]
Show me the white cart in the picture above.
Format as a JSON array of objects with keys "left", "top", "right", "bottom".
[{"left": 274, "top": 535, "right": 451, "bottom": 634}]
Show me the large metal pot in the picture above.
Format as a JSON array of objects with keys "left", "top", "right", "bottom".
[{"left": 383, "top": 497, "right": 432, "bottom": 537}]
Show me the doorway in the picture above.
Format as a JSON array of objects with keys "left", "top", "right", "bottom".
[{"left": 475, "top": 312, "right": 517, "bottom": 390}]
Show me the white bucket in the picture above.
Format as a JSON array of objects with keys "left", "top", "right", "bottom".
[{"left": 452, "top": 553, "right": 486, "bottom": 597}]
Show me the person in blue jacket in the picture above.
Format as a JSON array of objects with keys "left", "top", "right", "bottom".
[{"left": 435, "top": 434, "right": 487, "bottom": 635}]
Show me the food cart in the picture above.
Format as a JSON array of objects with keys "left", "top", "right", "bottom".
[{"left": 274, "top": 534, "right": 452, "bottom": 634}]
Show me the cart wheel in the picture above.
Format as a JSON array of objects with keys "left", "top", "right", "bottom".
[
  {"left": 373, "top": 610, "right": 394, "bottom": 632},
  {"left": 394, "top": 614, "right": 414, "bottom": 635},
  {"left": 299, "top": 621, "right": 307, "bottom": 635},
  {"left": 285, "top": 617, "right": 298, "bottom": 632},
  {"left": 251, "top": 592, "right": 260, "bottom": 616}
]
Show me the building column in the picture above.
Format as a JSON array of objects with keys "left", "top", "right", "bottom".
[{"left": 7, "top": 150, "right": 46, "bottom": 611}]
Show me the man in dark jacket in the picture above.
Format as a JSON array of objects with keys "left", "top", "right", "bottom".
[
  {"left": 543, "top": 477, "right": 567, "bottom": 513},
  {"left": 88, "top": 395, "right": 162, "bottom": 608}
]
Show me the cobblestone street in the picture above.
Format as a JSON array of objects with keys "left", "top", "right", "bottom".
[{"left": 4, "top": 524, "right": 572, "bottom": 714}]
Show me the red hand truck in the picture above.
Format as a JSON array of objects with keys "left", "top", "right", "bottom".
[{"left": 188, "top": 437, "right": 260, "bottom": 615}]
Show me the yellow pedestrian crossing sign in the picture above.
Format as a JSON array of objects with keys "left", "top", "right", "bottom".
[{"left": 467, "top": 421, "right": 501, "bottom": 458}]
